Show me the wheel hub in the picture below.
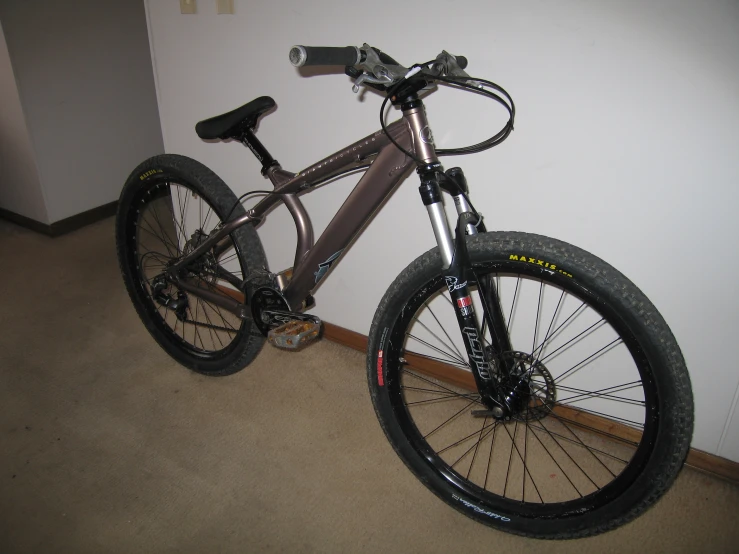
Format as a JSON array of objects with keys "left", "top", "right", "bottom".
[
  {"left": 151, "top": 274, "right": 189, "bottom": 321},
  {"left": 500, "top": 351, "right": 556, "bottom": 420},
  {"left": 182, "top": 229, "right": 217, "bottom": 284},
  {"left": 474, "top": 351, "right": 556, "bottom": 420}
]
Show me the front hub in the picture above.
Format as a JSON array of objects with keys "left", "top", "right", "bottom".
[
  {"left": 473, "top": 351, "right": 556, "bottom": 421},
  {"left": 500, "top": 351, "right": 556, "bottom": 420}
]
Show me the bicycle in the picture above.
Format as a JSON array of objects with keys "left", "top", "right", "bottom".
[{"left": 115, "top": 44, "right": 694, "bottom": 539}]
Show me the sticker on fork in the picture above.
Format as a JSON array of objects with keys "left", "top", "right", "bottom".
[
  {"left": 444, "top": 276, "right": 467, "bottom": 293},
  {"left": 456, "top": 295, "right": 474, "bottom": 317}
]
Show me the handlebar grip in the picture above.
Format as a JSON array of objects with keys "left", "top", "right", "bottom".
[
  {"left": 289, "top": 46, "right": 362, "bottom": 67},
  {"left": 455, "top": 56, "right": 468, "bottom": 70}
]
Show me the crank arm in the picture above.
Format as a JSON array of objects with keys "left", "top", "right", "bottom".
[{"left": 262, "top": 310, "right": 321, "bottom": 327}]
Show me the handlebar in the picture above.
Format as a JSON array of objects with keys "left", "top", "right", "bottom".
[
  {"left": 289, "top": 44, "right": 472, "bottom": 93},
  {"left": 289, "top": 46, "right": 362, "bottom": 67},
  {"left": 288, "top": 44, "right": 515, "bottom": 157}
]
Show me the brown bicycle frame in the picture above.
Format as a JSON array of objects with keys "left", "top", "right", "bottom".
[
  {"left": 164, "top": 100, "right": 509, "bottom": 407},
  {"left": 167, "top": 115, "right": 425, "bottom": 313}
]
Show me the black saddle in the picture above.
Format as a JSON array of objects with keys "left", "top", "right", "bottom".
[{"left": 195, "top": 96, "right": 276, "bottom": 140}]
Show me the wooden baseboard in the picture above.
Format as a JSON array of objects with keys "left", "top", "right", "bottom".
[
  {"left": 685, "top": 448, "right": 739, "bottom": 484},
  {"left": 322, "top": 322, "right": 367, "bottom": 351},
  {"left": 322, "top": 321, "right": 739, "bottom": 485},
  {"left": 0, "top": 201, "right": 117, "bottom": 237}
]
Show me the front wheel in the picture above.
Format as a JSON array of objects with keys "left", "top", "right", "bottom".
[{"left": 367, "top": 232, "right": 693, "bottom": 539}]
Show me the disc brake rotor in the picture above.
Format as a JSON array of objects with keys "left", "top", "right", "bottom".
[
  {"left": 182, "top": 229, "right": 217, "bottom": 285},
  {"left": 498, "top": 351, "right": 557, "bottom": 421}
]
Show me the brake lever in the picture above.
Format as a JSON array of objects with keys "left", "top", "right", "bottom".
[
  {"left": 351, "top": 43, "right": 408, "bottom": 93},
  {"left": 352, "top": 72, "right": 392, "bottom": 93},
  {"left": 433, "top": 51, "right": 484, "bottom": 89}
]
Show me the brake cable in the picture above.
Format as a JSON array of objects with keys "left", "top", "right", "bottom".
[{"left": 378, "top": 68, "right": 515, "bottom": 163}]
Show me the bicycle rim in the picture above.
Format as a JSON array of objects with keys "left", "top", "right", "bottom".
[{"left": 382, "top": 265, "right": 659, "bottom": 517}]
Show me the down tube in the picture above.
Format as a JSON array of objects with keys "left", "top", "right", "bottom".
[{"left": 282, "top": 141, "right": 415, "bottom": 309}]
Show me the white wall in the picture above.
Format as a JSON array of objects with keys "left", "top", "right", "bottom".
[
  {"left": 145, "top": 0, "right": 739, "bottom": 459},
  {"left": 0, "top": 21, "right": 47, "bottom": 223},
  {"left": 0, "top": 0, "right": 164, "bottom": 223}
]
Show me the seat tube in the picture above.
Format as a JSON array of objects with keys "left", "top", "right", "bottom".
[{"left": 403, "top": 98, "right": 455, "bottom": 269}]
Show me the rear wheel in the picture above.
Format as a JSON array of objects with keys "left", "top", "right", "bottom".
[
  {"left": 367, "top": 232, "right": 693, "bottom": 538},
  {"left": 116, "top": 154, "right": 268, "bottom": 375}
]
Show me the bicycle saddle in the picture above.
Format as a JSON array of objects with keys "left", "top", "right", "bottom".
[{"left": 195, "top": 96, "right": 276, "bottom": 140}]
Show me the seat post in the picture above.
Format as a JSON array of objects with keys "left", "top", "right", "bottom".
[{"left": 239, "top": 128, "right": 279, "bottom": 176}]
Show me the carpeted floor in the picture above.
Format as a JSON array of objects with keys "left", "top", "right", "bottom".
[{"left": 1, "top": 216, "right": 738, "bottom": 553}]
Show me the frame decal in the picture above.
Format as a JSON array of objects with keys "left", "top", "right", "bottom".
[{"left": 314, "top": 249, "right": 344, "bottom": 283}]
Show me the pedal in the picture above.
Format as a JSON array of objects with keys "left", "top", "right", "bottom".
[{"left": 267, "top": 319, "right": 321, "bottom": 350}]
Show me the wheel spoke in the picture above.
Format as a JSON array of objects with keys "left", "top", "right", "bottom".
[
  {"left": 467, "top": 416, "right": 490, "bottom": 479},
  {"left": 197, "top": 298, "right": 219, "bottom": 347},
  {"left": 532, "top": 280, "right": 544, "bottom": 354},
  {"left": 532, "top": 301, "right": 585, "bottom": 361},
  {"left": 530, "top": 288, "right": 566, "bottom": 364},
  {"left": 194, "top": 282, "right": 240, "bottom": 333},
  {"left": 555, "top": 381, "right": 645, "bottom": 407},
  {"left": 527, "top": 423, "right": 583, "bottom": 500},
  {"left": 551, "top": 404, "right": 643, "bottom": 431},
  {"left": 140, "top": 215, "right": 179, "bottom": 257},
  {"left": 539, "top": 318, "right": 607, "bottom": 365},
  {"left": 552, "top": 415, "right": 619, "bottom": 480},
  {"left": 406, "top": 333, "right": 470, "bottom": 367},
  {"left": 553, "top": 337, "right": 623, "bottom": 384},
  {"left": 439, "top": 420, "right": 497, "bottom": 458},
  {"left": 483, "top": 422, "right": 499, "bottom": 490},
  {"left": 402, "top": 367, "right": 485, "bottom": 407},
  {"left": 541, "top": 409, "right": 641, "bottom": 447},
  {"left": 167, "top": 186, "right": 189, "bottom": 251},
  {"left": 401, "top": 385, "right": 479, "bottom": 406},
  {"left": 502, "top": 420, "right": 518, "bottom": 498},
  {"left": 420, "top": 398, "right": 478, "bottom": 440},
  {"left": 417, "top": 299, "right": 467, "bottom": 364},
  {"left": 404, "top": 352, "right": 469, "bottom": 369}
]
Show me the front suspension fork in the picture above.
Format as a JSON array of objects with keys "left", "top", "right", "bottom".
[{"left": 419, "top": 167, "right": 513, "bottom": 407}]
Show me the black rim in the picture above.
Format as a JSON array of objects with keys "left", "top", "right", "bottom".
[
  {"left": 123, "top": 178, "right": 247, "bottom": 360},
  {"left": 383, "top": 261, "right": 659, "bottom": 518}
]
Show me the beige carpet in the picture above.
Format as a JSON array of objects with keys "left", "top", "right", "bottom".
[{"left": 1, "top": 216, "right": 737, "bottom": 553}]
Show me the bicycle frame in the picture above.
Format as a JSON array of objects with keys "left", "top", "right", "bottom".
[
  {"left": 168, "top": 112, "right": 440, "bottom": 312},
  {"left": 165, "top": 95, "right": 511, "bottom": 408}
]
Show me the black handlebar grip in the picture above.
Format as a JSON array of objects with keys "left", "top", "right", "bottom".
[
  {"left": 455, "top": 56, "right": 468, "bottom": 70},
  {"left": 289, "top": 46, "right": 362, "bottom": 67}
]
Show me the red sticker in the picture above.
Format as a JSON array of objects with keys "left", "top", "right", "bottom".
[
  {"left": 457, "top": 296, "right": 472, "bottom": 308},
  {"left": 377, "top": 350, "right": 384, "bottom": 386}
]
